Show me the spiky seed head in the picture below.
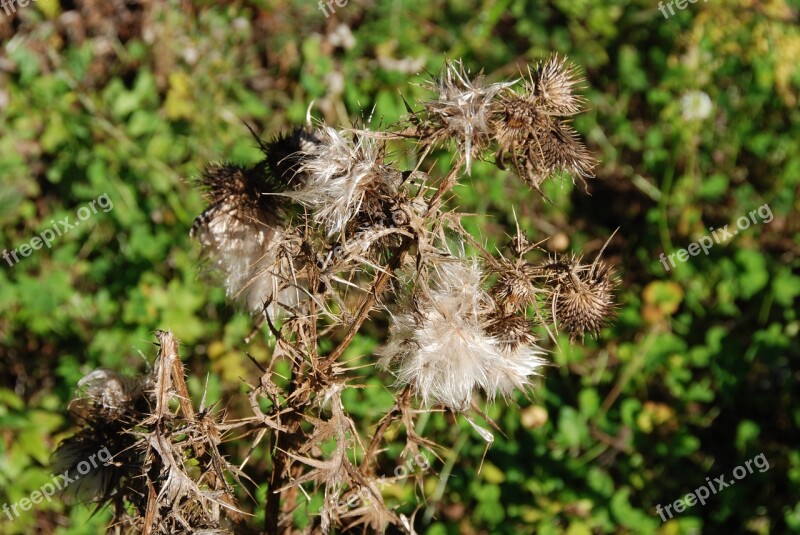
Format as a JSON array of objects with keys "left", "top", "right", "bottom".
[
  {"left": 495, "top": 116, "right": 596, "bottom": 192},
  {"left": 485, "top": 314, "right": 539, "bottom": 351},
  {"left": 379, "top": 257, "right": 549, "bottom": 409},
  {"left": 527, "top": 54, "right": 587, "bottom": 116},
  {"left": 491, "top": 266, "right": 539, "bottom": 314},
  {"left": 378, "top": 260, "right": 496, "bottom": 411},
  {"left": 287, "top": 126, "right": 401, "bottom": 236},
  {"left": 491, "top": 56, "right": 595, "bottom": 194},
  {"left": 55, "top": 369, "right": 152, "bottom": 504},
  {"left": 491, "top": 342, "right": 548, "bottom": 399},
  {"left": 190, "top": 162, "right": 280, "bottom": 241},
  {"left": 191, "top": 163, "right": 297, "bottom": 317},
  {"left": 260, "top": 126, "right": 322, "bottom": 186},
  {"left": 414, "top": 60, "right": 515, "bottom": 174},
  {"left": 68, "top": 369, "right": 148, "bottom": 422},
  {"left": 545, "top": 256, "right": 616, "bottom": 341}
]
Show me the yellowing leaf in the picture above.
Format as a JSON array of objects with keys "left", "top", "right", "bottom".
[
  {"left": 480, "top": 462, "right": 506, "bottom": 484},
  {"left": 164, "top": 72, "right": 194, "bottom": 120},
  {"left": 642, "top": 281, "right": 684, "bottom": 323}
]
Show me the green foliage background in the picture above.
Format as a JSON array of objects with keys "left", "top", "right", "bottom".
[{"left": 1, "top": 0, "right": 799, "bottom": 533}]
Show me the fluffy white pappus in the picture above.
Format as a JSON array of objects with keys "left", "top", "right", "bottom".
[
  {"left": 194, "top": 203, "right": 298, "bottom": 318},
  {"left": 380, "top": 260, "right": 548, "bottom": 409},
  {"left": 427, "top": 61, "right": 516, "bottom": 174},
  {"left": 376, "top": 261, "right": 497, "bottom": 410},
  {"left": 491, "top": 344, "right": 548, "bottom": 400},
  {"left": 68, "top": 369, "right": 147, "bottom": 421},
  {"left": 287, "top": 126, "right": 397, "bottom": 236}
]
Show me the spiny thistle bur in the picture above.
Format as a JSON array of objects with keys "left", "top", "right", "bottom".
[
  {"left": 56, "top": 56, "right": 616, "bottom": 534},
  {"left": 538, "top": 252, "right": 618, "bottom": 341}
]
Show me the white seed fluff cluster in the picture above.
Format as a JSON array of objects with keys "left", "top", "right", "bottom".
[
  {"left": 378, "top": 259, "right": 547, "bottom": 411},
  {"left": 193, "top": 202, "right": 295, "bottom": 317},
  {"left": 288, "top": 126, "right": 398, "bottom": 236}
]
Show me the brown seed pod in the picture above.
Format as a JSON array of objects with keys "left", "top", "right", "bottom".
[
  {"left": 490, "top": 55, "right": 595, "bottom": 195},
  {"left": 491, "top": 265, "right": 539, "bottom": 315},
  {"left": 543, "top": 255, "right": 616, "bottom": 341},
  {"left": 527, "top": 54, "right": 587, "bottom": 116},
  {"left": 485, "top": 314, "right": 538, "bottom": 351}
]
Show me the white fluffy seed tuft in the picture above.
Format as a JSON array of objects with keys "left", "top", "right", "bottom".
[
  {"left": 286, "top": 126, "right": 397, "bottom": 236},
  {"left": 424, "top": 61, "right": 516, "bottom": 174},
  {"left": 379, "top": 259, "right": 547, "bottom": 410},
  {"left": 193, "top": 203, "right": 297, "bottom": 318}
]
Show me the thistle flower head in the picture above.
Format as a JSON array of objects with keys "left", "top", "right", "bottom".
[
  {"left": 379, "top": 257, "right": 546, "bottom": 410},
  {"left": 540, "top": 254, "right": 617, "bottom": 341},
  {"left": 491, "top": 55, "right": 595, "bottom": 193},
  {"left": 486, "top": 314, "right": 539, "bottom": 351},
  {"left": 260, "top": 126, "right": 322, "bottom": 186},
  {"left": 414, "top": 60, "right": 515, "bottom": 174},
  {"left": 191, "top": 163, "right": 298, "bottom": 317},
  {"left": 68, "top": 369, "right": 149, "bottom": 421},
  {"left": 379, "top": 259, "right": 494, "bottom": 410},
  {"left": 526, "top": 54, "right": 587, "bottom": 116},
  {"left": 483, "top": 311, "right": 548, "bottom": 395},
  {"left": 288, "top": 126, "right": 401, "bottom": 236},
  {"left": 491, "top": 263, "right": 540, "bottom": 314},
  {"left": 55, "top": 369, "right": 152, "bottom": 504}
]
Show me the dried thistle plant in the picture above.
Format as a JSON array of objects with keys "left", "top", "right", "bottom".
[
  {"left": 58, "top": 55, "right": 617, "bottom": 534},
  {"left": 54, "top": 331, "right": 248, "bottom": 534}
]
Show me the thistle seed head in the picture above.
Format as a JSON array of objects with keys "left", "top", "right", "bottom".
[
  {"left": 191, "top": 163, "right": 298, "bottom": 318},
  {"left": 541, "top": 254, "right": 617, "bottom": 341},
  {"left": 55, "top": 369, "right": 152, "bottom": 505},
  {"left": 491, "top": 343, "right": 548, "bottom": 400},
  {"left": 379, "top": 257, "right": 549, "bottom": 410},
  {"left": 190, "top": 162, "right": 280, "bottom": 232},
  {"left": 485, "top": 314, "right": 539, "bottom": 352},
  {"left": 287, "top": 126, "right": 402, "bottom": 236},
  {"left": 260, "top": 126, "right": 322, "bottom": 187},
  {"left": 526, "top": 54, "right": 587, "bottom": 116},
  {"left": 483, "top": 314, "right": 547, "bottom": 399},
  {"left": 378, "top": 259, "right": 496, "bottom": 411},
  {"left": 491, "top": 55, "right": 595, "bottom": 193},
  {"left": 413, "top": 60, "right": 515, "bottom": 174},
  {"left": 491, "top": 265, "right": 540, "bottom": 314},
  {"left": 68, "top": 369, "right": 149, "bottom": 422}
]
